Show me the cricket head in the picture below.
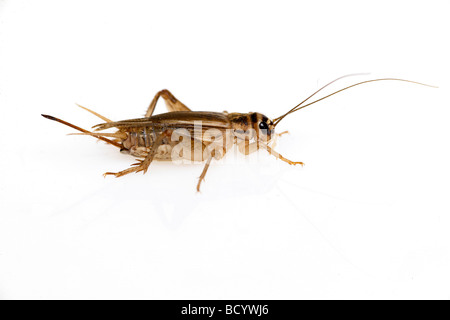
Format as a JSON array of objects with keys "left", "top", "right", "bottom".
[
  {"left": 252, "top": 112, "right": 276, "bottom": 143},
  {"left": 228, "top": 112, "right": 276, "bottom": 144}
]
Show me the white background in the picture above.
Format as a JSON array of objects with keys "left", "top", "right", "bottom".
[{"left": 0, "top": 0, "right": 449, "bottom": 299}]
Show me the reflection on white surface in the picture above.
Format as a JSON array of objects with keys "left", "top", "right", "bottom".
[{"left": 0, "top": 0, "right": 449, "bottom": 300}]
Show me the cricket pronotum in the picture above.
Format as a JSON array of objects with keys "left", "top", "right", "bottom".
[{"left": 42, "top": 76, "right": 435, "bottom": 191}]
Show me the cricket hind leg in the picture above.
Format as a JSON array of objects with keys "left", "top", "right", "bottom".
[
  {"left": 103, "top": 137, "right": 163, "bottom": 178},
  {"left": 103, "top": 164, "right": 143, "bottom": 178},
  {"left": 103, "top": 153, "right": 154, "bottom": 178},
  {"left": 145, "top": 89, "right": 191, "bottom": 117}
]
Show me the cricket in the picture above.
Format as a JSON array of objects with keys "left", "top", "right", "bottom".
[{"left": 42, "top": 75, "right": 435, "bottom": 191}]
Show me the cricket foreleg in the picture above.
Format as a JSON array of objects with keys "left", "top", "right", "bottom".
[
  {"left": 265, "top": 145, "right": 304, "bottom": 166},
  {"left": 277, "top": 131, "right": 289, "bottom": 137},
  {"left": 270, "top": 131, "right": 290, "bottom": 149},
  {"left": 237, "top": 140, "right": 301, "bottom": 167},
  {"left": 145, "top": 89, "right": 191, "bottom": 117}
]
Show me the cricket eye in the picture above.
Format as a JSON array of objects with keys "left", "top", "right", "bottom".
[{"left": 259, "top": 121, "right": 269, "bottom": 131}]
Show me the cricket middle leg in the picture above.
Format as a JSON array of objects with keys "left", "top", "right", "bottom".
[
  {"left": 196, "top": 146, "right": 228, "bottom": 192},
  {"left": 196, "top": 153, "right": 214, "bottom": 192}
]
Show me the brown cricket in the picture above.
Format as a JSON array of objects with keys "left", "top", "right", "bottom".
[{"left": 42, "top": 76, "right": 434, "bottom": 191}]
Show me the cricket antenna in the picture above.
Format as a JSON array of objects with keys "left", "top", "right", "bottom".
[{"left": 273, "top": 77, "right": 437, "bottom": 127}]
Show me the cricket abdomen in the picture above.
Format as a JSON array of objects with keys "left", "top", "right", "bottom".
[
  {"left": 122, "top": 128, "right": 155, "bottom": 149},
  {"left": 120, "top": 128, "right": 175, "bottom": 160}
]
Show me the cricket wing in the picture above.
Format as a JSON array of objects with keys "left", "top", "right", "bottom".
[{"left": 93, "top": 111, "right": 231, "bottom": 131}]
